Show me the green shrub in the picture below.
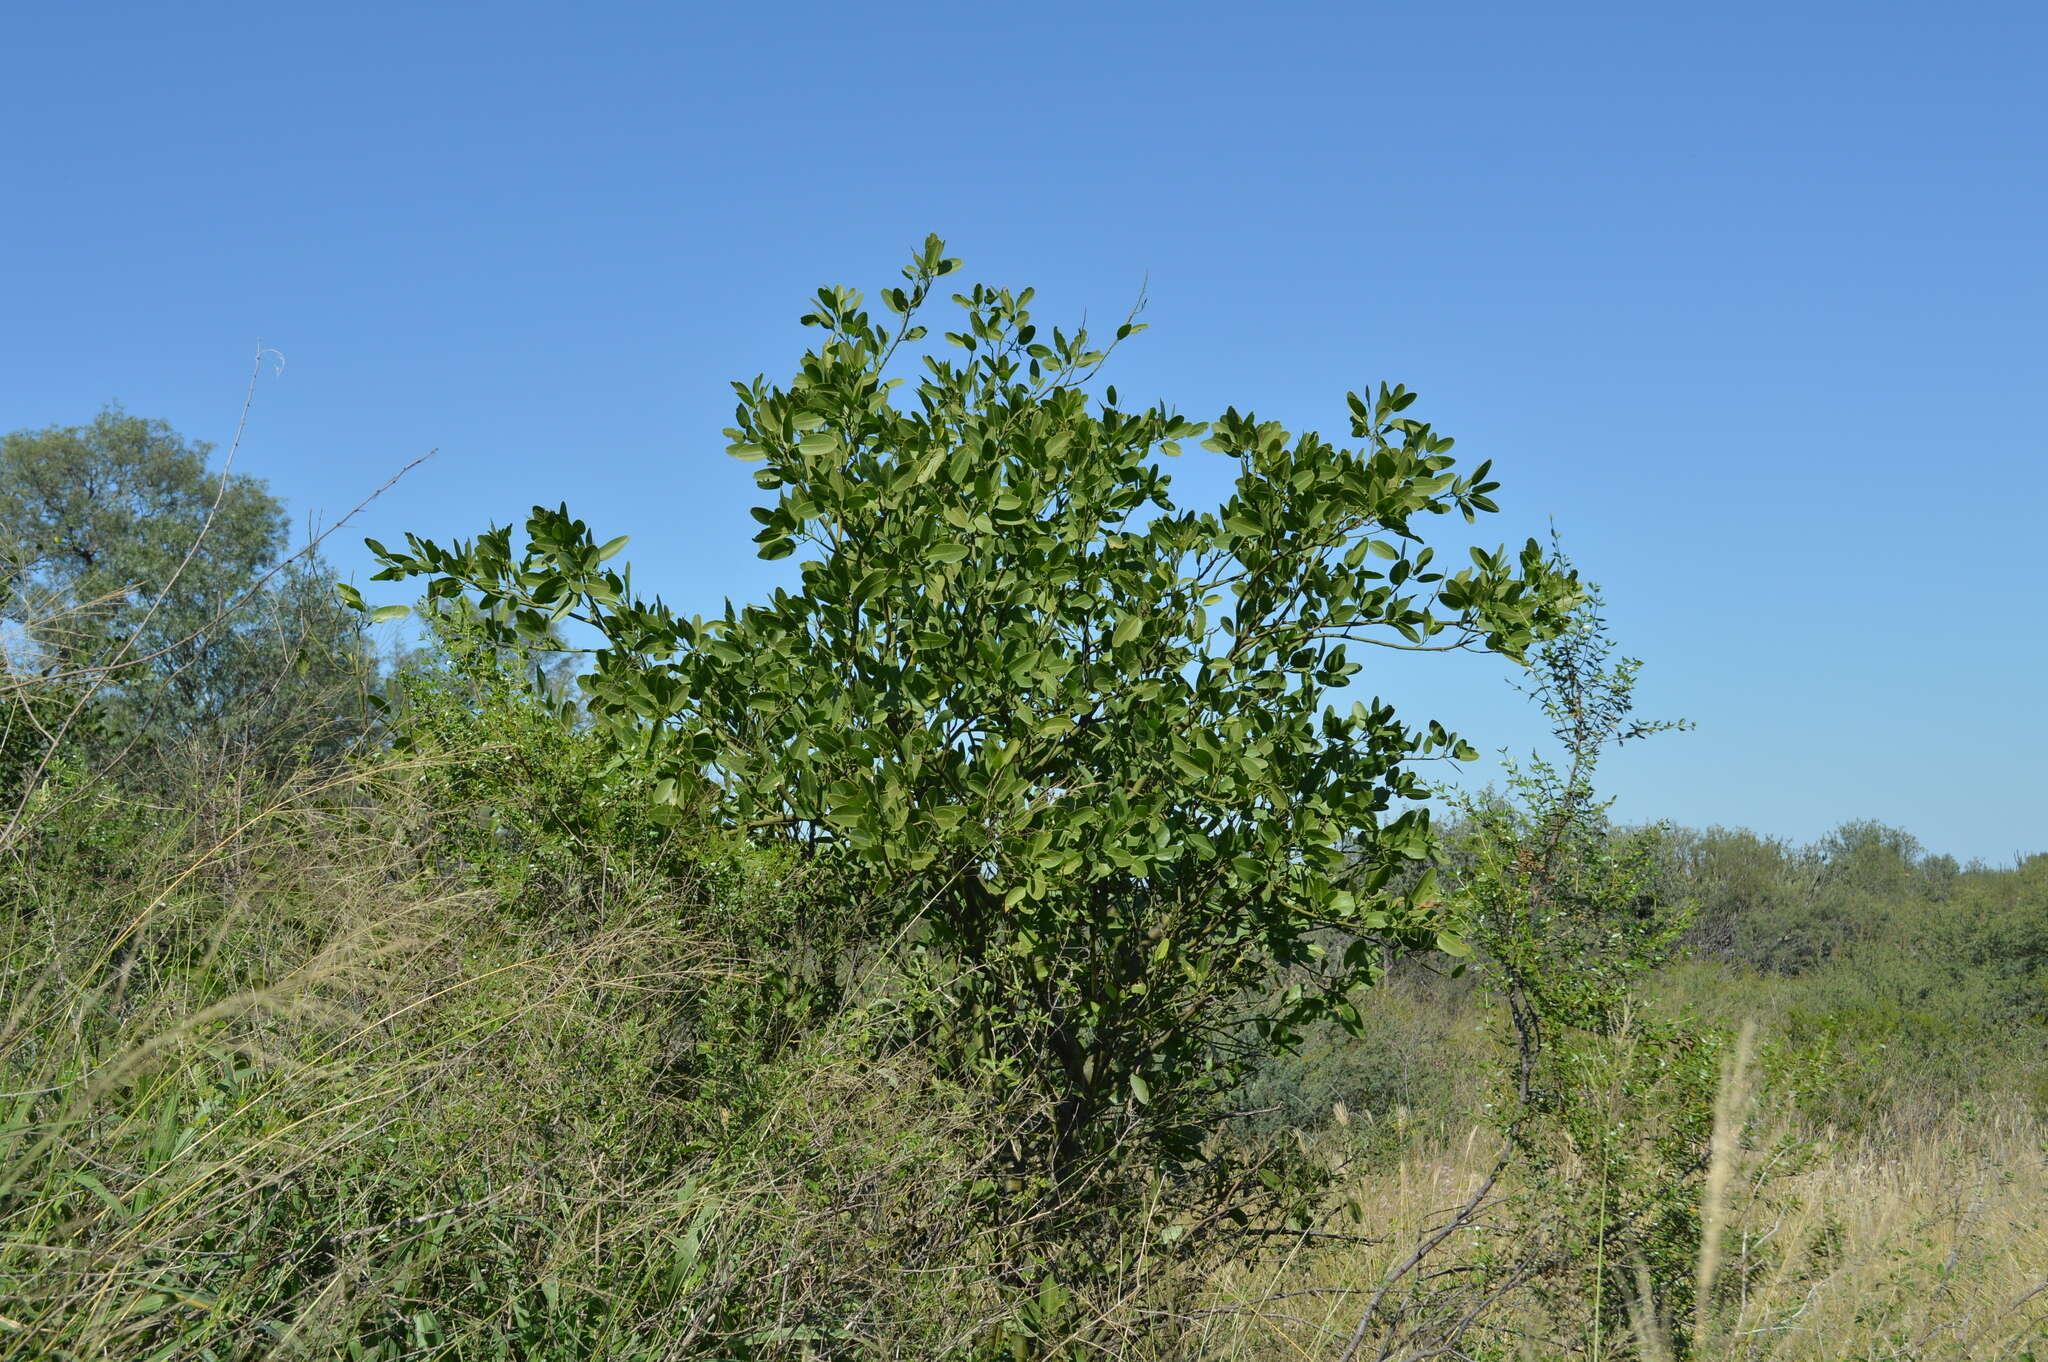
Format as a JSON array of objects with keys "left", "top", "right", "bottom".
[{"left": 357, "top": 239, "right": 1582, "bottom": 1278}]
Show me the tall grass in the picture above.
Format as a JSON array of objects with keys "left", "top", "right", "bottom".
[
  {"left": 1192, "top": 1021, "right": 2047, "bottom": 1361},
  {"left": 0, "top": 748, "right": 1032, "bottom": 1359},
  {"left": 5, "top": 711, "right": 1296, "bottom": 1358},
  {"left": 1, "top": 680, "right": 2042, "bottom": 1356}
]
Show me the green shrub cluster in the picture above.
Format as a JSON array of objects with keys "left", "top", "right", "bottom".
[{"left": 1652, "top": 823, "right": 2048, "bottom": 1129}]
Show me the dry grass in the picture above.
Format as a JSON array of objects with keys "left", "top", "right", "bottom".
[
  {"left": 0, "top": 755, "right": 751, "bottom": 1359},
  {"left": 1191, "top": 1086, "right": 2048, "bottom": 1360}
]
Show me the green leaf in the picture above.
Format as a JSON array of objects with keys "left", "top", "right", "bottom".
[
  {"left": 926, "top": 542, "right": 970, "bottom": 564},
  {"left": 1129, "top": 1073, "right": 1151, "bottom": 1105},
  {"left": 69, "top": 1170, "right": 126, "bottom": 1216},
  {"left": 369, "top": 604, "right": 412, "bottom": 623}
]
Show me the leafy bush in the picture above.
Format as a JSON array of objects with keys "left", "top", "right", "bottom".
[{"left": 358, "top": 238, "right": 1581, "bottom": 1262}]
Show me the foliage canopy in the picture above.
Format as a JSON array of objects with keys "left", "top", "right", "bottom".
[{"left": 1, "top": 405, "right": 364, "bottom": 762}]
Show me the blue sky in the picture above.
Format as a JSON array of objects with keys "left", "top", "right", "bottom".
[{"left": 4, "top": 2, "right": 2042, "bottom": 863}]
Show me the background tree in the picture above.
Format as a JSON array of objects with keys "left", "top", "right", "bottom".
[{"left": 0, "top": 405, "right": 370, "bottom": 774}]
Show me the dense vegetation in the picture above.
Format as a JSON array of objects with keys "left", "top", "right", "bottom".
[{"left": 3, "top": 248, "right": 2042, "bottom": 1359}]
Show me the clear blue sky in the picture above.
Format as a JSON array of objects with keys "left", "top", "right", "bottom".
[{"left": 4, "top": 2, "right": 2042, "bottom": 863}]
